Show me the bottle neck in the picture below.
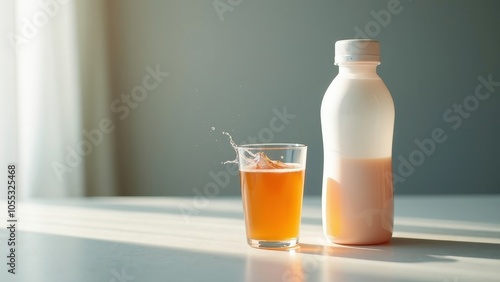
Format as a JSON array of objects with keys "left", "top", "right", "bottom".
[{"left": 337, "top": 62, "right": 380, "bottom": 77}]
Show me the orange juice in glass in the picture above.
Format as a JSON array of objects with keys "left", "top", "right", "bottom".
[{"left": 237, "top": 144, "right": 307, "bottom": 248}]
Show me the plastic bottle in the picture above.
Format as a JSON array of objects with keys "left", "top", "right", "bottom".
[{"left": 321, "top": 39, "right": 395, "bottom": 245}]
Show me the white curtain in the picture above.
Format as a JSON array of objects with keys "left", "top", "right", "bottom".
[{"left": 3, "top": 0, "right": 116, "bottom": 197}]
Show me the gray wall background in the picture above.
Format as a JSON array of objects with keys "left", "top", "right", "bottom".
[{"left": 104, "top": 0, "right": 500, "bottom": 196}]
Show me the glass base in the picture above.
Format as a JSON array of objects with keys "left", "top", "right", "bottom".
[{"left": 247, "top": 238, "right": 298, "bottom": 249}]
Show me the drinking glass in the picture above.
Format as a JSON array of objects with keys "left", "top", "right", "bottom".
[{"left": 237, "top": 143, "right": 307, "bottom": 248}]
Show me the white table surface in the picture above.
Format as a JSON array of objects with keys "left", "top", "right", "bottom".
[{"left": 1, "top": 195, "right": 499, "bottom": 282}]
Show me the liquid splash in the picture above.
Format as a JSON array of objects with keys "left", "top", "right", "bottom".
[
  {"left": 222, "top": 131, "right": 239, "bottom": 165},
  {"left": 217, "top": 130, "right": 269, "bottom": 168}
]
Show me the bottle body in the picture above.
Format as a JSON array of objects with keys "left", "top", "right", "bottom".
[{"left": 321, "top": 62, "right": 395, "bottom": 245}]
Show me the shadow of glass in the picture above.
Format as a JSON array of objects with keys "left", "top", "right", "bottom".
[{"left": 293, "top": 237, "right": 500, "bottom": 263}]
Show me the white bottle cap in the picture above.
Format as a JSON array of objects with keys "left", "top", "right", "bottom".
[{"left": 334, "top": 39, "right": 380, "bottom": 65}]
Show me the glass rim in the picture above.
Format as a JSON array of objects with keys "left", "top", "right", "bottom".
[{"left": 236, "top": 143, "right": 307, "bottom": 150}]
